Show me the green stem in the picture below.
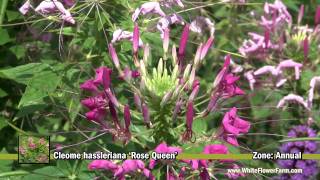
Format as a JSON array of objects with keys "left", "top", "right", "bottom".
[
  {"left": 5, "top": 120, "right": 30, "bottom": 135},
  {"left": 0, "top": 0, "right": 8, "bottom": 25},
  {"left": 279, "top": 137, "right": 320, "bottom": 142}
]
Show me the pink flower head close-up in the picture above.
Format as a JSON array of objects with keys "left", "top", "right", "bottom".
[
  {"left": 160, "top": 0, "right": 184, "bottom": 8},
  {"left": 244, "top": 70, "right": 256, "bottom": 90},
  {"left": 19, "top": 0, "right": 32, "bottom": 15},
  {"left": 190, "top": 16, "right": 215, "bottom": 36},
  {"left": 111, "top": 29, "right": 144, "bottom": 47},
  {"left": 276, "top": 59, "right": 303, "bottom": 80},
  {"left": 261, "top": 0, "right": 292, "bottom": 30},
  {"left": 214, "top": 56, "right": 245, "bottom": 99},
  {"left": 35, "top": 0, "right": 75, "bottom": 24},
  {"left": 88, "top": 160, "right": 118, "bottom": 172},
  {"left": 308, "top": 76, "right": 320, "bottom": 108},
  {"left": 114, "top": 160, "right": 154, "bottom": 180},
  {"left": 132, "top": 2, "right": 166, "bottom": 22},
  {"left": 157, "top": 14, "right": 185, "bottom": 39},
  {"left": 277, "top": 94, "right": 309, "bottom": 110},
  {"left": 222, "top": 107, "right": 250, "bottom": 146}
]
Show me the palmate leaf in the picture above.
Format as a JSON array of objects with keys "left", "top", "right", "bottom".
[
  {"left": 22, "top": 166, "right": 66, "bottom": 179},
  {"left": 0, "top": 63, "right": 50, "bottom": 85},
  {"left": 9, "top": 45, "right": 26, "bottom": 59},
  {"left": 18, "top": 69, "right": 61, "bottom": 108},
  {"left": 0, "top": 28, "right": 11, "bottom": 45}
]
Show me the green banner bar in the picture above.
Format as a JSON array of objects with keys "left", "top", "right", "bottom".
[
  {"left": 0, "top": 154, "right": 18, "bottom": 160},
  {"left": 1, "top": 153, "right": 320, "bottom": 160},
  {"left": 176, "top": 153, "right": 253, "bottom": 160},
  {"left": 302, "top": 154, "right": 320, "bottom": 160}
]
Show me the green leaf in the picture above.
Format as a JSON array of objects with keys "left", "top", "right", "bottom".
[
  {"left": 15, "top": 104, "right": 47, "bottom": 118},
  {"left": 22, "top": 166, "right": 65, "bottom": 179},
  {"left": 0, "top": 116, "right": 7, "bottom": 130},
  {"left": 252, "top": 108, "right": 272, "bottom": 119},
  {"left": 61, "top": 27, "right": 75, "bottom": 36},
  {"left": 83, "top": 37, "right": 96, "bottom": 50},
  {"left": 6, "top": 10, "right": 22, "bottom": 22},
  {"left": 57, "top": 160, "right": 72, "bottom": 176},
  {"left": 300, "top": 69, "right": 320, "bottom": 91},
  {"left": 193, "top": 119, "right": 208, "bottom": 134},
  {"left": 18, "top": 70, "right": 61, "bottom": 108},
  {"left": 0, "top": 28, "right": 11, "bottom": 45},
  {"left": 0, "top": 63, "right": 49, "bottom": 85},
  {"left": 9, "top": 45, "right": 26, "bottom": 59},
  {"left": 33, "top": 166, "right": 61, "bottom": 174},
  {"left": 0, "top": 149, "right": 11, "bottom": 172},
  {"left": 0, "top": 88, "right": 8, "bottom": 97},
  {"left": 0, "top": 160, "right": 11, "bottom": 172}
]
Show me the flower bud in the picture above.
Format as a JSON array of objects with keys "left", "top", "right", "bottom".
[
  {"left": 172, "top": 99, "right": 183, "bottom": 122},
  {"left": 80, "top": 79, "right": 98, "bottom": 92},
  {"left": 142, "top": 103, "right": 151, "bottom": 127},
  {"left": 143, "top": 44, "right": 150, "bottom": 65},
  {"left": 105, "top": 89, "right": 119, "bottom": 108},
  {"left": 160, "top": 91, "right": 173, "bottom": 107},
  {"left": 188, "top": 68, "right": 196, "bottom": 89},
  {"left": 189, "top": 84, "right": 200, "bottom": 102},
  {"left": 303, "top": 36, "right": 309, "bottom": 60},
  {"left": 171, "top": 64, "right": 179, "bottom": 80},
  {"left": 108, "top": 101, "right": 121, "bottom": 129},
  {"left": 194, "top": 43, "right": 203, "bottom": 67},
  {"left": 183, "top": 64, "right": 191, "bottom": 81},
  {"left": 206, "top": 95, "right": 218, "bottom": 114},
  {"left": 200, "top": 36, "right": 214, "bottom": 60},
  {"left": 298, "top": 5, "right": 304, "bottom": 24},
  {"left": 134, "top": 93, "right": 142, "bottom": 111},
  {"left": 108, "top": 43, "right": 120, "bottom": 69},
  {"left": 124, "top": 105, "right": 131, "bottom": 131},
  {"left": 178, "top": 24, "right": 190, "bottom": 64},
  {"left": 157, "top": 58, "right": 164, "bottom": 77},
  {"left": 133, "top": 23, "right": 140, "bottom": 54},
  {"left": 140, "top": 60, "right": 147, "bottom": 77},
  {"left": 186, "top": 101, "right": 194, "bottom": 130},
  {"left": 172, "top": 44, "right": 177, "bottom": 65},
  {"left": 19, "top": 0, "right": 31, "bottom": 15},
  {"left": 163, "top": 28, "right": 170, "bottom": 55},
  {"left": 85, "top": 108, "right": 106, "bottom": 123},
  {"left": 213, "top": 55, "right": 230, "bottom": 88},
  {"left": 102, "top": 68, "right": 112, "bottom": 90}
]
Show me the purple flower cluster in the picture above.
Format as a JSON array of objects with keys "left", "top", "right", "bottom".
[
  {"left": 19, "top": 0, "right": 75, "bottom": 24},
  {"left": 80, "top": 67, "right": 132, "bottom": 143},
  {"left": 277, "top": 125, "right": 319, "bottom": 180},
  {"left": 239, "top": 0, "right": 293, "bottom": 58},
  {"left": 244, "top": 59, "right": 303, "bottom": 90}
]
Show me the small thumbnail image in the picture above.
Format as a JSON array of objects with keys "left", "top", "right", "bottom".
[{"left": 18, "top": 135, "right": 50, "bottom": 164}]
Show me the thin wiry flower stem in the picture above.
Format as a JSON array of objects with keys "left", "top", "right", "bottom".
[
  {"left": 250, "top": 119, "right": 299, "bottom": 125},
  {"left": 82, "top": 2, "right": 96, "bottom": 25},
  {"left": 95, "top": 3, "right": 110, "bottom": 44},
  {"left": 52, "top": 132, "right": 108, "bottom": 151},
  {"left": 240, "top": 133, "right": 290, "bottom": 138},
  {"left": 279, "top": 137, "right": 320, "bottom": 142},
  {"left": 0, "top": 18, "right": 47, "bottom": 27}
]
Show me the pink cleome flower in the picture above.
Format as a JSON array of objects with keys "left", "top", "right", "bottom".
[{"left": 221, "top": 107, "right": 251, "bottom": 146}]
